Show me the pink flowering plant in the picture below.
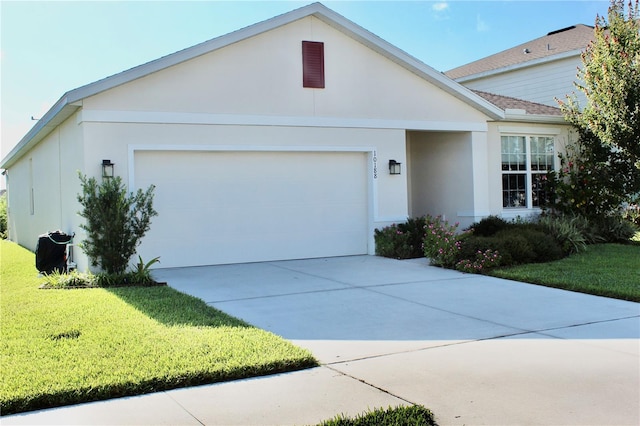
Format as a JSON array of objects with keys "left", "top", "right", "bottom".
[
  {"left": 422, "top": 215, "right": 462, "bottom": 268},
  {"left": 455, "top": 249, "right": 501, "bottom": 274}
]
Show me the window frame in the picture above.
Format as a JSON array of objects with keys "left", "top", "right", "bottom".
[{"left": 501, "top": 134, "right": 556, "bottom": 210}]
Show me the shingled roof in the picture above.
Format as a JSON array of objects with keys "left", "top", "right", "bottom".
[
  {"left": 446, "top": 24, "right": 594, "bottom": 80},
  {"left": 473, "top": 90, "right": 563, "bottom": 116}
]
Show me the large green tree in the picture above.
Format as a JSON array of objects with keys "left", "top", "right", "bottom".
[
  {"left": 560, "top": 0, "right": 640, "bottom": 168},
  {"left": 553, "top": 0, "right": 640, "bottom": 219}
]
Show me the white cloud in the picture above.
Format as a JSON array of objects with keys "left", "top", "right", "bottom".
[
  {"left": 432, "top": 2, "right": 449, "bottom": 12},
  {"left": 476, "top": 14, "right": 490, "bottom": 32}
]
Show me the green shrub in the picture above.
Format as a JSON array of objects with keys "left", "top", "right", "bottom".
[
  {"left": 375, "top": 224, "right": 414, "bottom": 259},
  {"left": 374, "top": 217, "right": 426, "bottom": 259},
  {"left": 537, "top": 214, "right": 589, "bottom": 254},
  {"left": 39, "top": 270, "right": 96, "bottom": 289},
  {"left": 525, "top": 230, "right": 565, "bottom": 262},
  {"left": 0, "top": 193, "right": 6, "bottom": 239},
  {"left": 402, "top": 216, "right": 427, "bottom": 256},
  {"left": 131, "top": 256, "right": 161, "bottom": 283},
  {"left": 493, "top": 229, "right": 536, "bottom": 265},
  {"left": 455, "top": 249, "right": 501, "bottom": 273},
  {"left": 456, "top": 224, "right": 563, "bottom": 269},
  {"left": 77, "top": 174, "right": 157, "bottom": 274},
  {"left": 469, "top": 215, "right": 509, "bottom": 236},
  {"left": 423, "top": 215, "right": 462, "bottom": 267},
  {"left": 591, "top": 215, "right": 639, "bottom": 243},
  {"left": 40, "top": 262, "right": 163, "bottom": 289},
  {"left": 457, "top": 234, "right": 509, "bottom": 265}
]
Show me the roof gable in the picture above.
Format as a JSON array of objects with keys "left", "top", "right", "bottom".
[
  {"left": 68, "top": 2, "right": 504, "bottom": 117},
  {"left": 2, "top": 2, "right": 504, "bottom": 169},
  {"left": 446, "top": 24, "right": 594, "bottom": 81}
]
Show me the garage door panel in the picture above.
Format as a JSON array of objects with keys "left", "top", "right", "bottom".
[{"left": 135, "top": 150, "right": 369, "bottom": 267}]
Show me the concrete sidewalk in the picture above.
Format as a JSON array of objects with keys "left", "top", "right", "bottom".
[{"left": 4, "top": 256, "right": 639, "bottom": 425}]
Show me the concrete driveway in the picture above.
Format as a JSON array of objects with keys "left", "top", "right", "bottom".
[
  {"left": 154, "top": 255, "right": 639, "bottom": 425},
  {"left": 5, "top": 255, "right": 639, "bottom": 425}
]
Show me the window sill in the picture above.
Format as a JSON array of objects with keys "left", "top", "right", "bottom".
[{"left": 501, "top": 208, "right": 542, "bottom": 220}]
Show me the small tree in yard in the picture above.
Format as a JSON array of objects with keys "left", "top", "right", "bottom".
[
  {"left": 77, "top": 174, "right": 157, "bottom": 274},
  {"left": 553, "top": 0, "right": 640, "bottom": 218},
  {"left": 561, "top": 0, "right": 640, "bottom": 168}
]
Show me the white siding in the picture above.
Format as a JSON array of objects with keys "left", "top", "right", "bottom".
[{"left": 461, "top": 56, "right": 587, "bottom": 108}]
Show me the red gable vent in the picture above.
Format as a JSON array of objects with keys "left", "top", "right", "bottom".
[{"left": 302, "top": 41, "right": 325, "bottom": 88}]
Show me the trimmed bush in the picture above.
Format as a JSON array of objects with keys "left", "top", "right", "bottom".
[
  {"left": 515, "top": 227, "right": 565, "bottom": 263},
  {"left": 455, "top": 249, "right": 501, "bottom": 273},
  {"left": 457, "top": 224, "right": 563, "bottom": 269},
  {"left": 375, "top": 224, "right": 416, "bottom": 260},
  {"left": 492, "top": 230, "right": 535, "bottom": 265},
  {"left": 374, "top": 217, "right": 426, "bottom": 259},
  {"left": 469, "top": 215, "right": 509, "bottom": 236},
  {"left": 457, "top": 235, "right": 510, "bottom": 266}
]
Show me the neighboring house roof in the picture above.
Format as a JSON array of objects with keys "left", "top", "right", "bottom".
[
  {"left": 473, "top": 90, "right": 563, "bottom": 116},
  {"left": 0, "top": 2, "right": 505, "bottom": 170},
  {"left": 446, "top": 24, "right": 594, "bottom": 81}
]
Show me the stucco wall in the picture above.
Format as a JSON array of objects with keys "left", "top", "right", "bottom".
[
  {"left": 6, "top": 112, "right": 83, "bottom": 259},
  {"left": 7, "top": 11, "right": 504, "bottom": 269},
  {"left": 82, "top": 121, "right": 408, "bottom": 226},
  {"left": 407, "top": 131, "right": 476, "bottom": 228},
  {"left": 82, "top": 16, "right": 489, "bottom": 124}
]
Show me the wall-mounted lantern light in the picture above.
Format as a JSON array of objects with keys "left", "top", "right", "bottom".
[
  {"left": 102, "top": 159, "right": 114, "bottom": 179},
  {"left": 388, "top": 159, "right": 401, "bottom": 175}
]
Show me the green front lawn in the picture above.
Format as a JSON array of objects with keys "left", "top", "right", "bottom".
[
  {"left": 0, "top": 241, "right": 317, "bottom": 415},
  {"left": 319, "top": 405, "right": 437, "bottom": 426},
  {"left": 490, "top": 244, "right": 640, "bottom": 302}
]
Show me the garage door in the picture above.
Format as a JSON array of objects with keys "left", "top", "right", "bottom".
[{"left": 134, "top": 150, "right": 369, "bottom": 268}]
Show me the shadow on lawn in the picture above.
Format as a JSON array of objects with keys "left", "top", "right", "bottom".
[{"left": 106, "top": 285, "right": 253, "bottom": 328}]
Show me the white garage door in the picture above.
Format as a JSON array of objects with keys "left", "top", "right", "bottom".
[{"left": 134, "top": 150, "right": 369, "bottom": 268}]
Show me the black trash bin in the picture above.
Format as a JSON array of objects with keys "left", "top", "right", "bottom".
[{"left": 35, "top": 231, "right": 74, "bottom": 275}]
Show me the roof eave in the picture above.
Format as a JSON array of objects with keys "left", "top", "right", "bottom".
[
  {"left": 0, "top": 96, "right": 81, "bottom": 169},
  {"left": 502, "top": 112, "right": 567, "bottom": 124}
]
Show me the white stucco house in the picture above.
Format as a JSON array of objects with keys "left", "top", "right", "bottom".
[
  {"left": 0, "top": 2, "right": 570, "bottom": 270},
  {"left": 446, "top": 24, "right": 595, "bottom": 108}
]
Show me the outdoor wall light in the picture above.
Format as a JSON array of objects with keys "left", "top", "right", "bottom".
[
  {"left": 102, "top": 159, "right": 114, "bottom": 179},
  {"left": 388, "top": 159, "right": 401, "bottom": 175}
]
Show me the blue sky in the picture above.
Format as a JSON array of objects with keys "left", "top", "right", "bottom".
[{"left": 1, "top": 0, "right": 610, "bottom": 160}]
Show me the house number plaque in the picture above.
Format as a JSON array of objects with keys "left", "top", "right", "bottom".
[{"left": 373, "top": 151, "right": 378, "bottom": 179}]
